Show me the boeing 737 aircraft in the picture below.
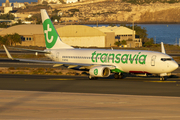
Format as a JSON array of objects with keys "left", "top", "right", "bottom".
[{"left": 3, "top": 9, "right": 179, "bottom": 81}]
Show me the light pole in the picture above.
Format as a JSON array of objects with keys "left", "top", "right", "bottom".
[{"left": 132, "top": 14, "right": 136, "bottom": 41}]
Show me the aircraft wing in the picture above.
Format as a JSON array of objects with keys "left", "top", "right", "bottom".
[
  {"left": 8, "top": 46, "right": 50, "bottom": 54},
  {"left": 3, "top": 45, "right": 116, "bottom": 70},
  {"left": 14, "top": 58, "right": 115, "bottom": 69}
]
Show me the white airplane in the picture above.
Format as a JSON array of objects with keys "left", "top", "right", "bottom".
[{"left": 3, "top": 9, "right": 179, "bottom": 81}]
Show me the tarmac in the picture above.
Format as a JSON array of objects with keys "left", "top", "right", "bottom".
[
  {"left": 0, "top": 90, "right": 180, "bottom": 120},
  {"left": 0, "top": 56, "right": 180, "bottom": 119},
  {"left": 0, "top": 74, "right": 180, "bottom": 119}
]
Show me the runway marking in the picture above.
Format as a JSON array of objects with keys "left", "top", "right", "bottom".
[
  {"left": 24, "top": 78, "right": 76, "bottom": 81},
  {"left": 47, "top": 78, "right": 76, "bottom": 81},
  {"left": 144, "top": 81, "right": 178, "bottom": 83},
  {"left": 41, "top": 116, "right": 180, "bottom": 119}
]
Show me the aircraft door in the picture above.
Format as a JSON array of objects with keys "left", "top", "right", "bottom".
[{"left": 151, "top": 55, "right": 156, "bottom": 66}]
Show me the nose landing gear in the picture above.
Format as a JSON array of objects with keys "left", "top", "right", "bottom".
[
  {"left": 160, "top": 76, "right": 167, "bottom": 81},
  {"left": 88, "top": 75, "right": 98, "bottom": 80}
]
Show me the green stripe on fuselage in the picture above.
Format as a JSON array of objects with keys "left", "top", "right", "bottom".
[{"left": 111, "top": 68, "right": 124, "bottom": 73}]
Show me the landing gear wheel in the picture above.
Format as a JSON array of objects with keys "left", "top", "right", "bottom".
[
  {"left": 160, "top": 76, "right": 167, "bottom": 81},
  {"left": 160, "top": 77, "right": 164, "bottom": 81},
  {"left": 114, "top": 73, "right": 119, "bottom": 79},
  {"left": 118, "top": 74, "right": 124, "bottom": 79},
  {"left": 114, "top": 73, "right": 124, "bottom": 79},
  {"left": 88, "top": 76, "right": 98, "bottom": 80}
]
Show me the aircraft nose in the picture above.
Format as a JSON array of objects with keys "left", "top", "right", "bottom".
[{"left": 170, "top": 61, "right": 179, "bottom": 71}]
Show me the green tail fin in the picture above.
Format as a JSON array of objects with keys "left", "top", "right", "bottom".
[{"left": 41, "top": 9, "right": 73, "bottom": 49}]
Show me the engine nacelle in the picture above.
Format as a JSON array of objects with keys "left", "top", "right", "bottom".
[{"left": 89, "top": 66, "right": 111, "bottom": 77}]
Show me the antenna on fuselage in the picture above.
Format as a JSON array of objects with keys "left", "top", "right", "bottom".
[{"left": 161, "top": 42, "right": 166, "bottom": 54}]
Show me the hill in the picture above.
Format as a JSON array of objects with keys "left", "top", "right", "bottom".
[
  {"left": 12, "top": 0, "right": 180, "bottom": 24},
  {"left": 50, "top": 0, "right": 180, "bottom": 23}
]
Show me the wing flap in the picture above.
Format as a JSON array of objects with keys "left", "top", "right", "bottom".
[{"left": 53, "top": 64, "right": 63, "bottom": 67}]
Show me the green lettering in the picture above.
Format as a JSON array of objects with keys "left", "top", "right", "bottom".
[
  {"left": 139, "top": 55, "right": 147, "bottom": 64},
  {"left": 100, "top": 53, "right": 108, "bottom": 63},
  {"left": 91, "top": 51, "right": 96, "bottom": 62},
  {"left": 136, "top": 52, "right": 141, "bottom": 64},
  {"left": 108, "top": 53, "right": 115, "bottom": 63},
  {"left": 96, "top": 53, "right": 102, "bottom": 62},
  {"left": 121, "top": 54, "right": 129, "bottom": 64},
  {"left": 115, "top": 54, "right": 121, "bottom": 63},
  {"left": 91, "top": 51, "right": 147, "bottom": 65},
  {"left": 129, "top": 54, "right": 136, "bottom": 64}
]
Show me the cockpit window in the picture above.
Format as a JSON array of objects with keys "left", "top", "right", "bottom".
[{"left": 161, "top": 58, "right": 173, "bottom": 61}]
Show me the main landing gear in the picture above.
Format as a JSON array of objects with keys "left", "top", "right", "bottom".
[
  {"left": 160, "top": 76, "right": 167, "bottom": 81},
  {"left": 88, "top": 75, "right": 98, "bottom": 80},
  {"left": 114, "top": 73, "right": 124, "bottom": 79}
]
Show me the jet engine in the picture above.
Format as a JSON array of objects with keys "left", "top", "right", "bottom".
[{"left": 89, "top": 66, "right": 111, "bottom": 77}]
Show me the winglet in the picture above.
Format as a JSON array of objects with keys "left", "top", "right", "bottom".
[
  {"left": 161, "top": 42, "right": 166, "bottom": 54},
  {"left": 3, "top": 45, "right": 14, "bottom": 60}
]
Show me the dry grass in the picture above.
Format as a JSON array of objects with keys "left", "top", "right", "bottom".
[{"left": 0, "top": 67, "right": 85, "bottom": 76}]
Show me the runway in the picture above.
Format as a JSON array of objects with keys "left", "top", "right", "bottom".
[
  {"left": 0, "top": 74, "right": 180, "bottom": 119},
  {"left": 0, "top": 58, "right": 180, "bottom": 119},
  {"left": 0, "top": 58, "right": 179, "bottom": 97},
  {"left": 0, "top": 74, "right": 180, "bottom": 97}
]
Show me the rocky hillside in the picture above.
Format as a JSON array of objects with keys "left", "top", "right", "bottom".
[
  {"left": 50, "top": 1, "right": 180, "bottom": 23},
  {"left": 139, "top": 5, "right": 180, "bottom": 23},
  {"left": 13, "top": 0, "right": 180, "bottom": 23}
]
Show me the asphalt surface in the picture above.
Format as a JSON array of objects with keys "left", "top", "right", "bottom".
[
  {"left": 0, "top": 74, "right": 180, "bottom": 97},
  {"left": 0, "top": 58, "right": 180, "bottom": 119},
  {"left": 0, "top": 58, "right": 180, "bottom": 97}
]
